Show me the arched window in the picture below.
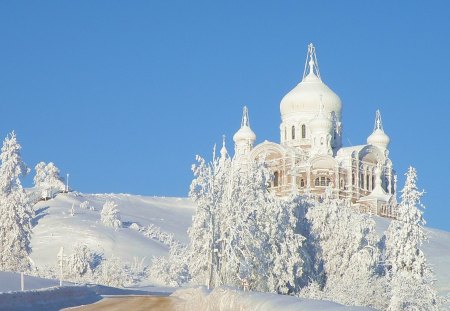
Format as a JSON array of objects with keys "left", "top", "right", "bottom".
[
  {"left": 300, "top": 179, "right": 305, "bottom": 187},
  {"left": 315, "top": 178, "right": 319, "bottom": 186},
  {"left": 291, "top": 126, "right": 295, "bottom": 139},
  {"left": 274, "top": 172, "right": 279, "bottom": 187},
  {"left": 366, "top": 175, "right": 370, "bottom": 190},
  {"left": 352, "top": 173, "right": 355, "bottom": 186},
  {"left": 372, "top": 175, "right": 375, "bottom": 190},
  {"left": 301, "top": 124, "right": 306, "bottom": 138}
]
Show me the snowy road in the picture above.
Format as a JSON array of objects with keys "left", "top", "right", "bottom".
[{"left": 63, "top": 296, "right": 176, "bottom": 311}]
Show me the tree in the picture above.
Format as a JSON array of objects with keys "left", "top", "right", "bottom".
[
  {"left": 187, "top": 147, "right": 229, "bottom": 287},
  {"left": 187, "top": 146, "right": 307, "bottom": 293},
  {"left": 101, "top": 200, "right": 122, "bottom": 229},
  {"left": 385, "top": 167, "right": 441, "bottom": 310},
  {"left": 304, "top": 191, "right": 385, "bottom": 308},
  {"left": 0, "top": 132, "right": 34, "bottom": 272},
  {"left": 34, "top": 161, "right": 65, "bottom": 199}
]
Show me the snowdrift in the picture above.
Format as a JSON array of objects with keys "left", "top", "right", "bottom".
[{"left": 171, "top": 287, "right": 374, "bottom": 311}]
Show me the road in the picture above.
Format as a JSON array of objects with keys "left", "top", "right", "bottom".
[{"left": 63, "top": 295, "right": 178, "bottom": 311}]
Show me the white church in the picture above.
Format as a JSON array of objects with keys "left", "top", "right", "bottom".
[{"left": 231, "top": 43, "right": 397, "bottom": 218}]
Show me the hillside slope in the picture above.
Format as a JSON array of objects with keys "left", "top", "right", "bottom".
[{"left": 29, "top": 192, "right": 449, "bottom": 296}]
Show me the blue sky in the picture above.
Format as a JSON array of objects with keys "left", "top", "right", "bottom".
[{"left": 0, "top": 1, "right": 449, "bottom": 230}]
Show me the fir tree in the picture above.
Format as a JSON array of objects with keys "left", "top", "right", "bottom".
[
  {"left": 385, "top": 167, "right": 441, "bottom": 310},
  {"left": 0, "top": 132, "right": 34, "bottom": 272},
  {"left": 101, "top": 200, "right": 122, "bottom": 229}
]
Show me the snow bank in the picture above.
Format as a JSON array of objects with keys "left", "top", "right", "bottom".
[
  {"left": 0, "top": 271, "right": 59, "bottom": 293},
  {"left": 0, "top": 286, "right": 100, "bottom": 311},
  {"left": 0, "top": 283, "right": 170, "bottom": 311},
  {"left": 171, "top": 287, "right": 374, "bottom": 311}
]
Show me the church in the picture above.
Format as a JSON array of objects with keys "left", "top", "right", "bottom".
[{"left": 231, "top": 43, "right": 397, "bottom": 218}]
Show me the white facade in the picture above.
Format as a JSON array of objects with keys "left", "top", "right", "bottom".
[{"left": 232, "top": 43, "right": 397, "bottom": 218}]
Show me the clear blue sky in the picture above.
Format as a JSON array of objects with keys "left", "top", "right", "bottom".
[{"left": 0, "top": 1, "right": 449, "bottom": 230}]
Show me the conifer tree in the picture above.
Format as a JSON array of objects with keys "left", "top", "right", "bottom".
[
  {"left": 385, "top": 167, "right": 441, "bottom": 310},
  {"left": 0, "top": 132, "right": 34, "bottom": 272}
]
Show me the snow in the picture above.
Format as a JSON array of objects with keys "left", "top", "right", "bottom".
[
  {"left": 172, "top": 287, "right": 375, "bottom": 310},
  {"left": 1, "top": 191, "right": 444, "bottom": 309},
  {"left": 30, "top": 193, "right": 195, "bottom": 269},
  {"left": 374, "top": 216, "right": 450, "bottom": 296}
]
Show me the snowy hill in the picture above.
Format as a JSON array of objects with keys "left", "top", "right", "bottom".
[
  {"left": 28, "top": 192, "right": 450, "bottom": 297},
  {"left": 30, "top": 193, "right": 195, "bottom": 270}
]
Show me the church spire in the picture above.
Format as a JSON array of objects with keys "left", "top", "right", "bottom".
[
  {"left": 374, "top": 109, "right": 384, "bottom": 132},
  {"left": 241, "top": 106, "right": 250, "bottom": 128},
  {"left": 303, "top": 43, "right": 321, "bottom": 80},
  {"left": 220, "top": 134, "right": 228, "bottom": 159}
]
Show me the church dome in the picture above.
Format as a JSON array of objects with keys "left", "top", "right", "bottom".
[
  {"left": 309, "top": 105, "right": 333, "bottom": 134},
  {"left": 233, "top": 106, "right": 256, "bottom": 144},
  {"left": 280, "top": 45, "right": 342, "bottom": 121},
  {"left": 367, "top": 128, "right": 390, "bottom": 149},
  {"left": 367, "top": 110, "right": 390, "bottom": 149},
  {"left": 233, "top": 125, "right": 256, "bottom": 144}
]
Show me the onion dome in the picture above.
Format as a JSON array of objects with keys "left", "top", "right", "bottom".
[
  {"left": 280, "top": 43, "right": 342, "bottom": 121},
  {"left": 309, "top": 99, "right": 333, "bottom": 134},
  {"left": 233, "top": 106, "right": 256, "bottom": 144},
  {"left": 367, "top": 110, "right": 390, "bottom": 149},
  {"left": 220, "top": 135, "right": 228, "bottom": 158}
]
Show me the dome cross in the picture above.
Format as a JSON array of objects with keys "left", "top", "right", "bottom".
[{"left": 303, "top": 43, "right": 321, "bottom": 80}]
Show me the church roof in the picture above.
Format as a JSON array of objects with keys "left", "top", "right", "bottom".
[{"left": 279, "top": 43, "right": 342, "bottom": 121}]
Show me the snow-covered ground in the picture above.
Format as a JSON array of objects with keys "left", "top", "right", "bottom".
[
  {"left": 30, "top": 192, "right": 195, "bottom": 270},
  {"left": 172, "top": 287, "right": 374, "bottom": 310},
  {"left": 28, "top": 192, "right": 450, "bottom": 296},
  {"left": 1, "top": 191, "right": 447, "bottom": 310}
]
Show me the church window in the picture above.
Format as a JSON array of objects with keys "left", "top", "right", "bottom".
[
  {"left": 274, "top": 172, "right": 279, "bottom": 187},
  {"left": 372, "top": 175, "right": 375, "bottom": 190},
  {"left": 292, "top": 126, "right": 295, "bottom": 139},
  {"left": 301, "top": 124, "right": 306, "bottom": 138},
  {"left": 300, "top": 179, "right": 305, "bottom": 187},
  {"left": 366, "top": 175, "right": 370, "bottom": 190},
  {"left": 352, "top": 173, "right": 355, "bottom": 186}
]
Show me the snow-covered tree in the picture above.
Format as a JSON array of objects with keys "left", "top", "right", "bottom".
[
  {"left": 95, "top": 256, "right": 130, "bottom": 287},
  {"left": 34, "top": 161, "right": 65, "bottom": 199},
  {"left": 303, "top": 192, "right": 385, "bottom": 308},
  {"left": 187, "top": 147, "right": 229, "bottom": 287},
  {"left": 66, "top": 244, "right": 99, "bottom": 280},
  {"left": 385, "top": 167, "right": 441, "bottom": 310},
  {"left": 187, "top": 146, "right": 307, "bottom": 292},
  {"left": 0, "top": 132, "right": 34, "bottom": 272},
  {"left": 150, "top": 243, "right": 190, "bottom": 286},
  {"left": 101, "top": 200, "right": 122, "bottom": 229}
]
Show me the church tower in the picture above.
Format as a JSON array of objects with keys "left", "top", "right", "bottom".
[
  {"left": 279, "top": 43, "right": 342, "bottom": 152},
  {"left": 233, "top": 106, "right": 256, "bottom": 161}
]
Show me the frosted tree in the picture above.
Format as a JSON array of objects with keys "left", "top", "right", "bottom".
[
  {"left": 188, "top": 147, "right": 308, "bottom": 292},
  {"left": 101, "top": 200, "right": 122, "bottom": 229},
  {"left": 304, "top": 192, "right": 385, "bottom": 308},
  {"left": 385, "top": 167, "right": 441, "bottom": 310},
  {"left": 96, "top": 256, "right": 129, "bottom": 287},
  {"left": 187, "top": 146, "right": 229, "bottom": 287},
  {"left": 265, "top": 194, "right": 308, "bottom": 294},
  {"left": 0, "top": 132, "right": 34, "bottom": 272},
  {"left": 150, "top": 242, "right": 190, "bottom": 286},
  {"left": 34, "top": 161, "right": 65, "bottom": 199}
]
